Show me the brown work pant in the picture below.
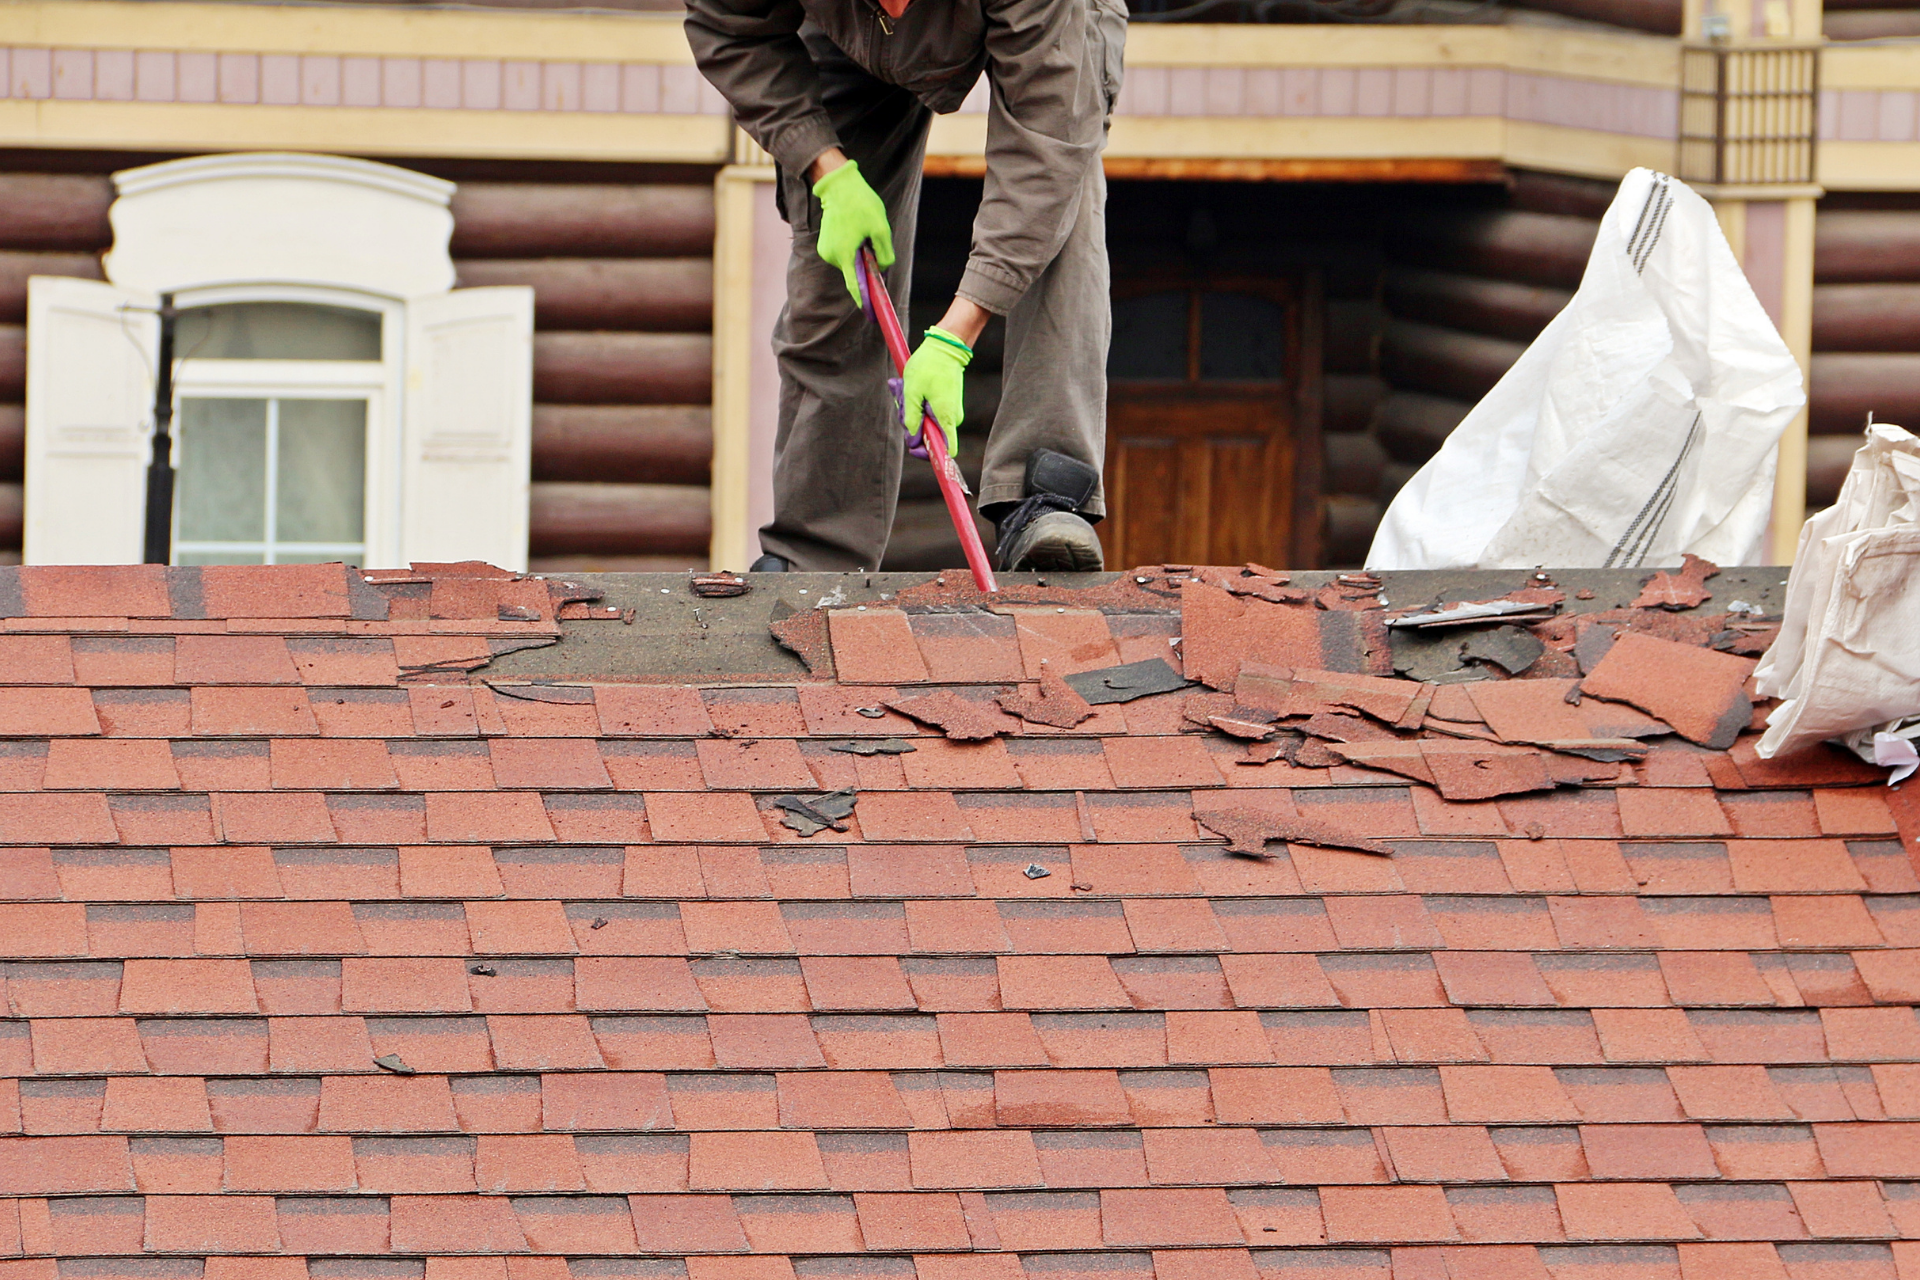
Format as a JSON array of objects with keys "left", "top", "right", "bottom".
[{"left": 758, "top": 16, "right": 1122, "bottom": 571}]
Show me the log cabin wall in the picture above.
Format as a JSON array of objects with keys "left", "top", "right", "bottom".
[
  {"left": 0, "top": 169, "right": 114, "bottom": 561},
  {"left": 1809, "top": 194, "right": 1920, "bottom": 507},
  {"left": 442, "top": 167, "right": 718, "bottom": 572},
  {"left": 0, "top": 155, "right": 718, "bottom": 570}
]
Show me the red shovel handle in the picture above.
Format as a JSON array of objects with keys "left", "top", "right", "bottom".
[{"left": 858, "top": 246, "right": 999, "bottom": 594}]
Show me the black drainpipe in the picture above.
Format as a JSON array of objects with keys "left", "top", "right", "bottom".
[{"left": 143, "top": 292, "right": 177, "bottom": 565}]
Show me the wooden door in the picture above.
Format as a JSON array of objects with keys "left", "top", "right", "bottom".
[{"left": 1103, "top": 274, "right": 1321, "bottom": 568}]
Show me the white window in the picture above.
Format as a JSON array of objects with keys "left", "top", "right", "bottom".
[{"left": 24, "top": 154, "right": 533, "bottom": 570}]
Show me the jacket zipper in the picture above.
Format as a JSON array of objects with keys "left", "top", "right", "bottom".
[{"left": 868, "top": 1, "right": 892, "bottom": 35}]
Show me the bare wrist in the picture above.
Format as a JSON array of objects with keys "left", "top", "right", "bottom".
[
  {"left": 808, "top": 147, "right": 849, "bottom": 186},
  {"left": 935, "top": 298, "right": 991, "bottom": 347}
]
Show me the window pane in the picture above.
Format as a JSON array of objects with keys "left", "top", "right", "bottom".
[
  {"left": 176, "top": 303, "right": 382, "bottom": 361},
  {"left": 275, "top": 398, "right": 367, "bottom": 544},
  {"left": 178, "top": 397, "right": 267, "bottom": 543},
  {"left": 1109, "top": 291, "right": 1189, "bottom": 380},
  {"left": 177, "top": 551, "right": 265, "bottom": 566},
  {"left": 1199, "top": 291, "right": 1286, "bottom": 380}
]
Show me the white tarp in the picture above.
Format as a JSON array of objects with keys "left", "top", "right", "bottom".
[
  {"left": 1368, "top": 168, "right": 1806, "bottom": 570},
  {"left": 1754, "top": 422, "right": 1920, "bottom": 760}
]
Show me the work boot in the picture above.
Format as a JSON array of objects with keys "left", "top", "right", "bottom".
[
  {"left": 994, "top": 450, "right": 1104, "bottom": 573},
  {"left": 750, "top": 553, "right": 790, "bottom": 572}
]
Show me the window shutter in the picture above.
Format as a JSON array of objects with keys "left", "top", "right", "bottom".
[
  {"left": 400, "top": 287, "right": 535, "bottom": 571},
  {"left": 23, "top": 277, "right": 160, "bottom": 565}
]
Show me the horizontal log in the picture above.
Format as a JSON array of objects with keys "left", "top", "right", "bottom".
[
  {"left": 1386, "top": 268, "right": 1570, "bottom": 343},
  {"left": 1323, "top": 430, "right": 1390, "bottom": 499},
  {"left": 1825, "top": 8, "right": 1920, "bottom": 33},
  {"left": 1381, "top": 319, "right": 1524, "bottom": 404},
  {"left": 1816, "top": 212, "right": 1920, "bottom": 283},
  {"left": 451, "top": 184, "right": 715, "bottom": 258},
  {"left": 1323, "top": 374, "right": 1387, "bottom": 436},
  {"left": 0, "top": 404, "right": 20, "bottom": 481},
  {"left": 0, "top": 175, "right": 113, "bottom": 252},
  {"left": 1374, "top": 391, "right": 1473, "bottom": 465},
  {"left": 1321, "top": 494, "right": 1383, "bottom": 570},
  {"left": 1324, "top": 299, "right": 1383, "bottom": 376},
  {"left": 1511, "top": 0, "right": 1682, "bottom": 30},
  {"left": 0, "top": 251, "right": 101, "bottom": 323},
  {"left": 534, "top": 332, "right": 711, "bottom": 405},
  {"left": 533, "top": 405, "right": 711, "bottom": 485},
  {"left": 1810, "top": 353, "right": 1920, "bottom": 434},
  {"left": 456, "top": 258, "right": 712, "bottom": 332},
  {"left": 0, "top": 326, "right": 22, "bottom": 401},
  {"left": 529, "top": 554, "right": 705, "bottom": 573},
  {"left": 529, "top": 480, "right": 710, "bottom": 556},
  {"left": 1813, "top": 283, "right": 1920, "bottom": 351},
  {"left": 1390, "top": 210, "right": 1599, "bottom": 290},
  {"left": 1806, "top": 434, "right": 1860, "bottom": 508},
  {"left": 0, "top": 481, "right": 20, "bottom": 548},
  {"left": 1508, "top": 169, "right": 1618, "bottom": 220}
]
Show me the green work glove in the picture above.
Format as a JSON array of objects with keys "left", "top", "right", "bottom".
[
  {"left": 902, "top": 326, "right": 971, "bottom": 458},
  {"left": 812, "top": 159, "right": 893, "bottom": 304}
]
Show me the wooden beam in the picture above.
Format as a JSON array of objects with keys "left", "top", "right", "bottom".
[{"left": 922, "top": 156, "right": 1509, "bottom": 183}]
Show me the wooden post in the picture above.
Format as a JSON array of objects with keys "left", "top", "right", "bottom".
[{"left": 710, "top": 145, "right": 777, "bottom": 572}]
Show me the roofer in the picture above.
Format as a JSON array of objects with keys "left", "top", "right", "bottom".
[{"left": 687, "top": 0, "right": 1126, "bottom": 573}]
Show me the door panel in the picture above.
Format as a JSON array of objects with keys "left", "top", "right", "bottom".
[
  {"left": 1107, "top": 396, "right": 1293, "bottom": 568},
  {"left": 1103, "top": 272, "right": 1319, "bottom": 569}
]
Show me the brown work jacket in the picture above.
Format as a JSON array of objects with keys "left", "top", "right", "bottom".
[{"left": 685, "top": 0, "right": 1122, "bottom": 314}]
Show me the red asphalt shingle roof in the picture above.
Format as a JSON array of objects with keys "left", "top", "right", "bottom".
[{"left": 0, "top": 561, "right": 1915, "bottom": 1280}]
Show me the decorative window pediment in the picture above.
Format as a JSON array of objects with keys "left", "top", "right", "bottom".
[{"left": 26, "top": 152, "right": 532, "bottom": 570}]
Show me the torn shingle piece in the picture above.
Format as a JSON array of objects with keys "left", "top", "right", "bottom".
[
  {"left": 1193, "top": 804, "right": 1394, "bottom": 858},
  {"left": 1459, "top": 625, "right": 1546, "bottom": 675},
  {"left": 1235, "top": 667, "right": 1421, "bottom": 726},
  {"left": 774, "top": 790, "right": 858, "bottom": 837},
  {"left": 883, "top": 690, "right": 1016, "bottom": 740},
  {"left": 1208, "top": 716, "right": 1274, "bottom": 741},
  {"left": 996, "top": 662, "right": 1096, "bottom": 728},
  {"left": 1466, "top": 678, "right": 1669, "bottom": 746},
  {"left": 1423, "top": 740, "right": 1557, "bottom": 801},
  {"left": 1063, "top": 657, "right": 1191, "bottom": 705},
  {"left": 1631, "top": 553, "right": 1718, "bottom": 611},
  {"left": 1296, "top": 711, "right": 1400, "bottom": 744},
  {"left": 1179, "top": 582, "right": 1333, "bottom": 690},
  {"left": 1328, "top": 739, "right": 1557, "bottom": 801},
  {"left": 1322, "top": 739, "right": 1434, "bottom": 785},
  {"left": 1580, "top": 631, "right": 1756, "bottom": 749},
  {"left": 829, "top": 738, "right": 917, "bottom": 756},
  {"left": 768, "top": 602, "right": 834, "bottom": 677}
]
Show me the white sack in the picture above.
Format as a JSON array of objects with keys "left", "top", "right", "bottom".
[
  {"left": 1368, "top": 169, "right": 1805, "bottom": 570},
  {"left": 1754, "top": 422, "right": 1920, "bottom": 759}
]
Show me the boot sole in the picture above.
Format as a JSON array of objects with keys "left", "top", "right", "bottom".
[{"left": 1000, "top": 512, "right": 1105, "bottom": 573}]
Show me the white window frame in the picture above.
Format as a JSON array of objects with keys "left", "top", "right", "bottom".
[{"left": 169, "top": 283, "right": 404, "bottom": 566}]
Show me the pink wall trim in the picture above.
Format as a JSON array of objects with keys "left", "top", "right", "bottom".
[
  {"left": 0, "top": 44, "right": 1687, "bottom": 139},
  {"left": 0, "top": 46, "right": 730, "bottom": 115},
  {"left": 1743, "top": 199, "right": 1787, "bottom": 332},
  {"left": 1820, "top": 89, "right": 1920, "bottom": 143},
  {"left": 1100, "top": 63, "right": 1676, "bottom": 139}
]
